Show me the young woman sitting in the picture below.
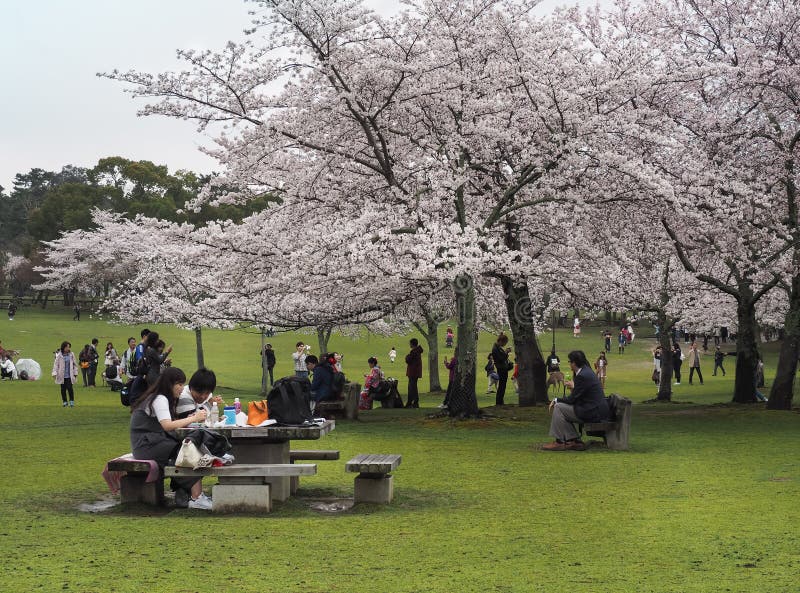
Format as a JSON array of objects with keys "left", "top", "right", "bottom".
[{"left": 129, "top": 367, "right": 212, "bottom": 510}]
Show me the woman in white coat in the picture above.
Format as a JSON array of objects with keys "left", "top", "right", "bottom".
[{"left": 52, "top": 341, "right": 79, "bottom": 407}]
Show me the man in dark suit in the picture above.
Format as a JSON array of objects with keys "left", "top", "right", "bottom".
[{"left": 542, "top": 350, "right": 610, "bottom": 451}]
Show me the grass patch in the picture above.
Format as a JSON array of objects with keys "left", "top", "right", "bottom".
[{"left": 0, "top": 308, "right": 798, "bottom": 591}]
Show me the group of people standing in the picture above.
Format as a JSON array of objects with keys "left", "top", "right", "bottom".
[{"left": 51, "top": 328, "right": 174, "bottom": 407}]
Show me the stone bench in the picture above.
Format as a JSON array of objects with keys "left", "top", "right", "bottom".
[
  {"left": 288, "top": 449, "right": 340, "bottom": 494},
  {"left": 106, "top": 455, "right": 164, "bottom": 506},
  {"left": 345, "top": 454, "right": 402, "bottom": 504},
  {"left": 164, "top": 463, "right": 317, "bottom": 512},
  {"left": 314, "top": 382, "right": 359, "bottom": 420},
  {"left": 579, "top": 393, "right": 632, "bottom": 450}
]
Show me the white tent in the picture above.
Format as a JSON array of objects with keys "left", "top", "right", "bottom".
[{"left": 15, "top": 358, "right": 42, "bottom": 380}]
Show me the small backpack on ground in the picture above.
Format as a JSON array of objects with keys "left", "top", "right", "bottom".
[{"left": 267, "top": 377, "right": 314, "bottom": 425}]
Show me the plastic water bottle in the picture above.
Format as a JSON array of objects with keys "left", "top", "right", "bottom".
[
  {"left": 234, "top": 397, "right": 241, "bottom": 414},
  {"left": 208, "top": 402, "right": 219, "bottom": 427}
]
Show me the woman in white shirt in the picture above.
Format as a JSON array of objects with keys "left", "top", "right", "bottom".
[{"left": 130, "top": 367, "right": 212, "bottom": 510}]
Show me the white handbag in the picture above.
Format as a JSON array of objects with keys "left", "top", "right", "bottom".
[{"left": 175, "top": 438, "right": 202, "bottom": 468}]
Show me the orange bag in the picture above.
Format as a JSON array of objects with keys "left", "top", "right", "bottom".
[{"left": 247, "top": 400, "right": 269, "bottom": 426}]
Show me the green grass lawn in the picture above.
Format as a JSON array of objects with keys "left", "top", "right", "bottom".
[{"left": 1, "top": 307, "right": 798, "bottom": 592}]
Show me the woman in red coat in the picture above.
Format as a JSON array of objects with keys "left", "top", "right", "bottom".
[{"left": 405, "top": 338, "right": 424, "bottom": 408}]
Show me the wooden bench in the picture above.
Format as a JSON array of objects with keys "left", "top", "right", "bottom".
[
  {"left": 288, "top": 449, "right": 340, "bottom": 494},
  {"left": 165, "top": 463, "right": 317, "bottom": 512},
  {"left": 579, "top": 393, "right": 632, "bottom": 450},
  {"left": 345, "top": 454, "right": 402, "bottom": 504},
  {"left": 106, "top": 455, "right": 164, "bottom": 506},
  {"left": 315, "top": 382, "right": 359, "bottom": 420}
]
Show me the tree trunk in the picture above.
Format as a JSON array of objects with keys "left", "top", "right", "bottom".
[
  {"left": 501, "top": 276, "right": 547, "bottom": 405},
  {"left": 41, "top": 290, "right": 49, "bottom": 309},
  {"left": 768, "top": 275, "right": 799, "bottom": 409},
  {"left": 449, "top": 274, "right": 480, "bottom": 418},
  {"left": 732, "top": 296, "right": 759, "bottom": 403},
  {"left": 656, "top": 312, "right": 674, "bottom": 402},
  {"left": 412, "top": 307, "right": 443, "bottom": 393},
  {"left": 316, "top": 326, "right": 332, "bottom": 355},
  {"left": 194, "top": 327, "right": 205, "bottom": 370}
]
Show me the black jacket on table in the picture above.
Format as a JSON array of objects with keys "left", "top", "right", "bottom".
[{"left": 560, "top": 365, "right": 610, "bottom": 422}]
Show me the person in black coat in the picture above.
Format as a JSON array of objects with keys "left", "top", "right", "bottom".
[
  {"left": 491, "top": 333, "right": 512, "bottom": 406},
  {"left": 542, "top": 350, "right": 610, "bottom": 451},
  {"left": 263, "top": 344, "right": 276, "bottom": 386}
]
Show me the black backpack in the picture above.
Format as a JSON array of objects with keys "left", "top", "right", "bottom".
[
  {"left": 132, "top": 355, "right": 149, "bottom": 378},
  {"left": 120, "top": 375, "right": 147, "bottom": 407},
  {"left": 267, "top": 377, "right": 314, "bottom": 425}
]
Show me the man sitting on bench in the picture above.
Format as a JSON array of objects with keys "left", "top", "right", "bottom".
[{"left": 542, "top": 350, "right": 610, "bottom": 452}]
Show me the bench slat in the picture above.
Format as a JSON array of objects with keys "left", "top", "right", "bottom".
[
  {"left": 164, "top": 463, "right": 317, "bottom": 478},
  {"left": 345, "top": 454, "right": 401, "bottom": 474},
  {"left": 108, "top": 459, "right": 157, "bottom": 473},
  {"left": 290, "top": 450, "right": 340, "bottom": 461}
]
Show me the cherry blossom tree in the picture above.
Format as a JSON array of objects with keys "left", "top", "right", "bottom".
[{"left": 103, "top": 0, "right": 668, "bottom": 417}]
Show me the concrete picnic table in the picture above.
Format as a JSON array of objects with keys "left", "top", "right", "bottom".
[{"left": 175, "top": 420, "right": 335, "bottom": 501}]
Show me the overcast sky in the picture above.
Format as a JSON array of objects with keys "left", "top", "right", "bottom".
[{"left": 0, "top": 0, "right": 603, "bottom": 192}]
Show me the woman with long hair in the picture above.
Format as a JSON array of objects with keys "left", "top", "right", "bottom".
[
  {"left": 130, "top": 367, "right": 211, "bottom": 510},
  {"left": 78, "top": 344, "right": 92, "bottom": 387},
  {"left": 52, "top": 341, "right": 79, "bottom": 407}
]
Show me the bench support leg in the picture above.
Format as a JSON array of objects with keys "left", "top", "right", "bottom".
[
  {"left": 354, "top": 473, "right": 394, "bottom": 504},
  {"left": 212, "top": 484, "right": 272, "bottom": 513},
  {"left": 120, "top": 474, "right": 164, "bottom": 506}
]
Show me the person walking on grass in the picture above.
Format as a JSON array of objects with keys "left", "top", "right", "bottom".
[
  {"left": 262, "top": 343, "right": 276, "bottom": 386},
  {"left": 52, "top": 341, "right": 79, "bottom": 407},
  {"left": 687, "top": 342, "right": 704, "bottom": 385},
  {"left": 404, "top": 338, "right": 423, "bottom": 408},
  {"left": 88, "top": 338, "right": 100, "bottom": 387},
  {"left": 713, "top": 346, "right": 726, "bottom": 376},
  {"left": 594, "top": 352, "right": 608, "bottom": 388},
  {"left": 618, "top": 329, "right": 627, "bottom": 354},
  {"left": 541, "top": 350, "right": 610, "bottom": 451},
  {"left": 672, "top": 342, "right": 683, "bottom": 385}
]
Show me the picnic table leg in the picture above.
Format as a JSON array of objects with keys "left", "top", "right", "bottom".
[
  {"left": 120, "top": 474, "right": 164, "bottom": 506},
  {"left": 232, "top": 440, "right": 291, "bottom": 501},
  {"left": 354, "top": 472, "right": 394, "bottom": 504}
]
